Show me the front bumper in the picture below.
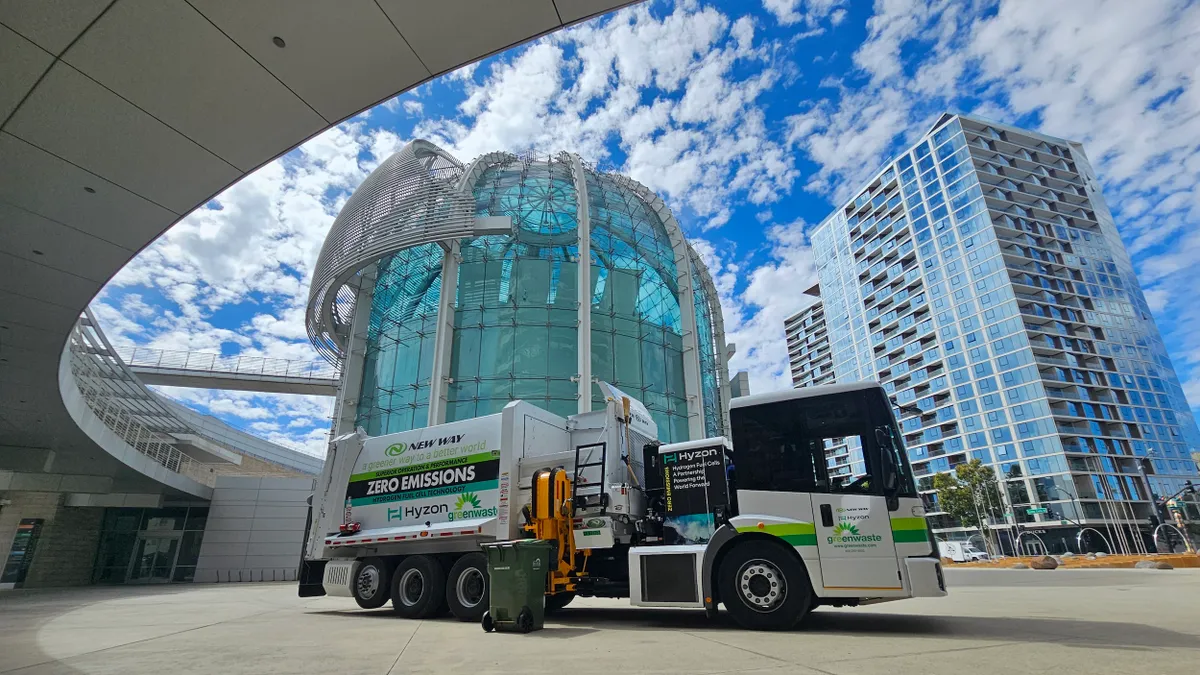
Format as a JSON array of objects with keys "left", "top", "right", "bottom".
[{"left": 905, "top": 556, "right": 947, "bottom": 597}]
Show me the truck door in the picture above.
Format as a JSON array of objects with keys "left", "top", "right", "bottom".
[{"left": 809, "top": 435, "right": 905, "bottom": 596}]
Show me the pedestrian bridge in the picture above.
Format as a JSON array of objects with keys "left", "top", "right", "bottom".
[{"left": 117, "top": 346, "right": 339, "bottom": 396}]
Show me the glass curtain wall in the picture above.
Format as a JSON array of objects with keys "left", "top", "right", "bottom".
[
  {"left": 349, "top": 151, "right": 715, "bottom": 443},
  {"left": 449, "top": 158, "right": 580, "bottom": 421},
  {"left": 585, "top": 169, "right": 688, "bottom": 442},
  {"left": 356, "top": 244, "right": 444, "bottom": 435}
]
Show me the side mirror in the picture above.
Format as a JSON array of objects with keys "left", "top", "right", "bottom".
[{"left": 875, "top": 428, "right": 900, "bottom": 497}]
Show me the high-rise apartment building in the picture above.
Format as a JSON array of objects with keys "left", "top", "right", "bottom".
[
  {"left": 805, "top": 113, "right": 1200, "bottom": 543},
  {"left": 785, "top": 285, "right": 836, "bottom": 389}
]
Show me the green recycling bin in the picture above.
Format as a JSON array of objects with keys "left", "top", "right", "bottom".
[{"left": 480, "top": 539, "right": 554, "bottom": 633}]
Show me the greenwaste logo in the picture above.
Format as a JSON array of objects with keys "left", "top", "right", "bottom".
[
  {"left": 828, "top": 520, "right": 883, "bottom": 547},
  {"left": 832, "top": 522, "right": 860, "bottom": 536},
  {"left": 385, "top": 442, "right": 408, "bottom": 457},
  {"left": 455, "top": 492, "right": 482, "bottom": 510},
  {"left": 448, "top": 491, "right": 496, "bottom": 522}
]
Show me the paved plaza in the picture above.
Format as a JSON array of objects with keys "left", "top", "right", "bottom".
[{"left": 2, "top": 569, "right": 1198, "bottom": 674}]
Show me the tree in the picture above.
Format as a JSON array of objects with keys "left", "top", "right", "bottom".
[{"left": 931, "top": 459, "right": 1005, "bottom": 533}]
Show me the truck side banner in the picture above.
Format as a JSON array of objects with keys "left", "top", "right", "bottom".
[{"left": 347, "top": 415, "right": 504, "bottom": 528}]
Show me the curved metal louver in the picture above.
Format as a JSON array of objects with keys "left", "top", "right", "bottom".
[{"left": 306, "top": 140, "right": 476, "bottom": 364}]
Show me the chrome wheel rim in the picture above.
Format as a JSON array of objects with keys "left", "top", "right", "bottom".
[
  {"left": 456, "top": 568, "right": 486, "bottom": 608},
  {"left": 356, "top": 565, "right": 380, "bottom": 599},
  {"left": 399, "top": 568, "right": 425, "bottom": 607},
  {"left": 737, "top": 559, "right": 786, "bottom": 613}
]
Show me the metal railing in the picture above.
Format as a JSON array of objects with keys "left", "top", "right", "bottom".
[
  {"left": 117, "top": 345, "right": 338, "bottom": 381},
  {"left": 70, "top": 314, "right": 225, "bottom": 487},
  {"left": 72, "top": 380, "right": 220, "bottom": 486}
]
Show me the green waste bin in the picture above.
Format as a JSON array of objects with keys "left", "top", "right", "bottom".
[{"left": 480, "top": 539, "right": 554, "bottom": 633}]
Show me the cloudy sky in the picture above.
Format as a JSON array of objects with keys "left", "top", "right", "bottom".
[{"left": 94, "top": 0, "right": 1200, "bottom": 456}]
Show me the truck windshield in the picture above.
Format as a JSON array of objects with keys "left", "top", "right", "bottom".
[{"left": 730, "top": 387, "right": 917, "bottom": 498}]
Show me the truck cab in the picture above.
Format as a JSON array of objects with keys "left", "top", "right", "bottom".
[{"left": 629, "top": 381, "right": 946, "bottom": 629}]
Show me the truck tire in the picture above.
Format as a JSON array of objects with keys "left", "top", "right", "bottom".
[
  {"left": 445, "top": 552, "right": 489, "bottom": 622},
  {"left": 718, "top": 540, "right": 812, "bottom": 631},
  {"left": 544, "top": 592, "right": 575, "bottom": 615},
  {"left": 353, "top": 557, "right": 392, "bottom": 609},
  {"left": 391, "top": 555, "right": 446, "bottom": 619}
]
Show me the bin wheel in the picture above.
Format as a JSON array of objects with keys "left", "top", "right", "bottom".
[
  {"left": 516, "top": 607, "right": 534, "bottom": 633},
  {"left": 481, "top": 611, "right": 494, "bottom": 633}
]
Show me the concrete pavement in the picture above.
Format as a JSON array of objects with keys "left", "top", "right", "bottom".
[{"left": 1, "top": 569, "right": 1198, "bottom": 674}]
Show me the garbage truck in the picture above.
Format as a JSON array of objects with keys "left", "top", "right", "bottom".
[{"left": 298, "top": 381, "right": 946, "bottom": 630}]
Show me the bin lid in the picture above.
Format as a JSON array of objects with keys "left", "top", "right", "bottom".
[{"left": 481, "top": 538, "right": 555, "bottom": 550}]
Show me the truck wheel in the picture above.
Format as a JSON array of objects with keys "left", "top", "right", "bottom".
[
  {"left": 544, "top": 592, "right": 575, "bottom": 615},
  {"left": 446, "top": 553, "right": 489, "bottom": 622},
  {"left": 353, "top": 557, "right": 392, "bottom": 609},
  {"left": 718, "top": 540, "right": 811, "bottom": 631},
  {"left": 391, "top": 555, "right": 446, "bottom": 619}
]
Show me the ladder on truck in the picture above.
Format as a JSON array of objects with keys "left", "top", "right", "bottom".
[{"left": 572, "top": 442, "right": 608, "bottom": 512}]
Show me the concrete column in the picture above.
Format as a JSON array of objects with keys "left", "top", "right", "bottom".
[
  {"left": 569, "top": 154, "right": 593, "bottom": 413},
  {"left": 427, "top": 241, "right": 461, "bottom": 426}
]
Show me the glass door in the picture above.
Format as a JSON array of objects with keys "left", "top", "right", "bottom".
[{"left": 127, "top": 534, "right": 181, "bottom": 583}]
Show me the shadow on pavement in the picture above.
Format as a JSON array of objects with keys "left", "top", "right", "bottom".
[{"left": 547, "top": 606, "right": 1200, "bottom": 651}]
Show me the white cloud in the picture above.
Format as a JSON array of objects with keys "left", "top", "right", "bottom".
[
  {"left": 402, "top": 99, "right": 424, "bottom": 116},
  {"left": 762, "top": 0, "right": 847, "bottom": 27},
  {"left": 416, "top": 3, "right": 798, "bottom": 228},
  {"left": 695, "top": 221, "right": 820, "bottom": 394},
  {"left": 95, "top": 120, "right": 405, "bottom": 450},
  {"left": 156, "top": 387, "right": 334, "bottom": 457}
]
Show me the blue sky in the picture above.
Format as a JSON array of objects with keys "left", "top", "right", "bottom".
[{"left": 94, "top": 0, "right": 1200, "bottom": 455}]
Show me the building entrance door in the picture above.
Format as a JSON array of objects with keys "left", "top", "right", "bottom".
[{"left": 126, "top": 534, "right": 181, "bottom": 583}]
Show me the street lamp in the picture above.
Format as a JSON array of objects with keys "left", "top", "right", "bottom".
[{"left": 1046, "top": 484, "right": 1085, "bottom": 528}]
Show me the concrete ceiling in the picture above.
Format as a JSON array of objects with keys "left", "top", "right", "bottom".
[{"left": 0, "top": 0, "right": 633, "bottom": 489}]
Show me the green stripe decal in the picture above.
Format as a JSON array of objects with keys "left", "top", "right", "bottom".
[
  {"left": 737, "top": 522, "right": 817, "bottom": 547},
  {"left": 349, "top": 451, "right": 498, "bottom": 482},
  {"left": 890, "top": 517, "right": 928, "bottom": 531},
  {"left": 891, "top": 517, "right": 929, "bottom": 543}
]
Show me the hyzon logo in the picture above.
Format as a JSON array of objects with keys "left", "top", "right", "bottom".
[
  {"left": 447, "top": 491, "right": 497, "bottom": 522},
  {"left": 385, "top": 442, "right": 408, "bottom": 457}
]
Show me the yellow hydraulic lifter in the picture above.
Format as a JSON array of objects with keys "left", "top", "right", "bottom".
[{"left": 523, "top": 468, "right": 587, "bottom": 596}]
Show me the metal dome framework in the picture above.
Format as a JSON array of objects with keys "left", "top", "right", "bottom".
[{"left": 306, "top": 139, "right": 728, "bottom": 440}]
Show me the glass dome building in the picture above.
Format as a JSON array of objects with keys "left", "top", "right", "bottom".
[{"left": 307, "top": 140, "right": 729, "bottom": 444}]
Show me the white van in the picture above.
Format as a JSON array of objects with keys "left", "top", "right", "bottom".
[{"left": 938, "top": 541, "right": 989, "bottom": 562}]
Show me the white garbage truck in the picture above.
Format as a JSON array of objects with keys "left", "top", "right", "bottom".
[{"left": 299, "top": 381, "right": 946, "bottom": 630}]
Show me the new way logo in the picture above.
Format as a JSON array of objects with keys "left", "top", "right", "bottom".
[{"left": 385, "top": 442, "right": 408, "bottom": 457}]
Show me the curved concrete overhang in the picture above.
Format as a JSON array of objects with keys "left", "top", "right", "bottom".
[
  {"left": 58, "top": 341, "right": 214, "bottom": 500},
  {"left": 0, "top": 1, "right": 636, "bottom": 491}
]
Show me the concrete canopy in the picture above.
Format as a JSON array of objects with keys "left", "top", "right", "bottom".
[{"left": 0, "top": 0, "right": 634, "bottom": 496}]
